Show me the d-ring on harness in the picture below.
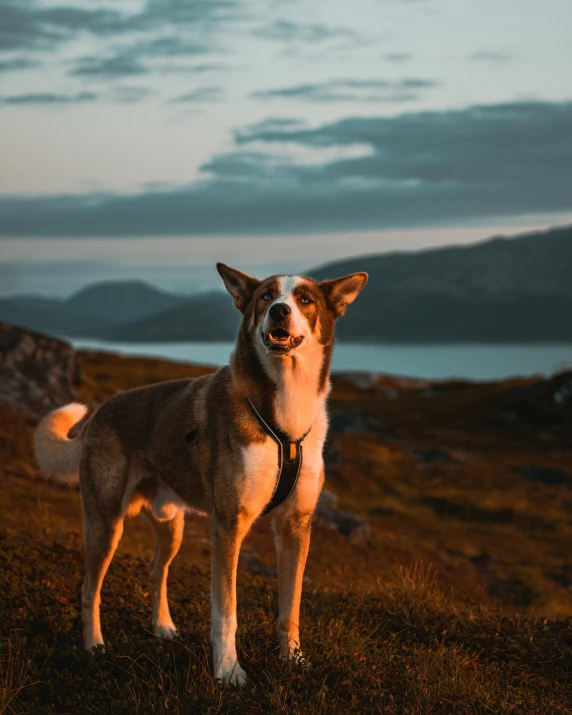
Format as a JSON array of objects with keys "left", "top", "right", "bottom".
[{"left": 246, "top": 398, "right": 311, "bottom": 515}]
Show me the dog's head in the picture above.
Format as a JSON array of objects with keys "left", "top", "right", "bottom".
[{"left": 217, "top": 264, "right": 368, "bottom": 358}]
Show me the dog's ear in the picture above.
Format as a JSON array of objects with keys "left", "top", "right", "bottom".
[
  {"left": 320, "top": 272, "right": 368, "bottom": 318},
  {"left": 217, "top": 263, "right": 260, "bottom": 313}
]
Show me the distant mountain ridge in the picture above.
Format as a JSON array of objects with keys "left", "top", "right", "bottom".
[
  {"left": 1, "top": 224, "right": 571, "bottom": 342},
  {"left": 101, "top": 291, "right": 237, "bottom": 342},
  {"left": 70, "top": 280, "right": 187, "bottom": 323},
  {"left": 310, "top": 224, "right": 572, "bottom": 342},
  {"left": 0, "top": 280, "right": 190, "bottom": 337}
]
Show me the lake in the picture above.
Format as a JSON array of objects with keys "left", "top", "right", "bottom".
[{"left": 70, "top": 339, "right": 572, "bottom": 382}]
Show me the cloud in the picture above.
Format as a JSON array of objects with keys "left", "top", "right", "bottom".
[
  {"left": 109, "top": 86, "right": 154, "bottom": 103},
  {"left": 0, "top": 91, "right": 97, "bottom": 105},
  {"left": 0, "top": 1, "right": 132, "bottom": 54},
  {"left": 188, "top": 63, "right": 228, "bottom": 73},
  {"left": 253, "top": 20, "right": 364, "bottom": 44},
  {"left": 468, "top": 50, "right": 514, "bottom": 64},
  {"left": 170, "top": 86, "right": 224, "bottom": 103},
  {"left": 0, "top": 56, "right": 39, "bottom": 72},
  {"left": 0, "top": 0, "right": 242, "bottom": 52},
  {"left": 0, "top": 87, "right": 155, "bottom": 105},
  {"left": 68, "top": 35, "right": 222, "bottom": 81},
  {"left": 71, "top": 52, "right": 149, "bottom": 78},
  {"left": 383, "top": 52, "right": 413, "bottom": 63},
  {"left": 135, "top": 35, "right": 213, "bottom": 58},
  {"left": 243, "top": 117, "right": 306, "bottom": 132},
  {"left": 1, "top": 100, "right": 571, "bottom": 236},
  {"left": 251, "top": 19, "right": 374, "bottom": 59},
  {"left": 251, "top": 78, "right": 438, "bottom": 103},
  {"left": 0, "top": 0, "right": 243, "bottom": 88},
  {"left": 200, "top": 151, "right": 293, "bottom": 179}
]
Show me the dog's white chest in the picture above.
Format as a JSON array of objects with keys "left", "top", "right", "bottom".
[
  {"left": 239, "top": 411, "right": 326, "bottom": 518},
  {"left": 240, "top": 438, "right": 279, "bottom": 515}
]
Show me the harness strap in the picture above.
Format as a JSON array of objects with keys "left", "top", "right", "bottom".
[{"left": 246, "top": 397, "right": 311, "bottom": 515}]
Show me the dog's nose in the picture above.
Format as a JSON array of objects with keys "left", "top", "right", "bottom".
[{"left": 269, "top": 302, "right": 291, "bottom": 321}]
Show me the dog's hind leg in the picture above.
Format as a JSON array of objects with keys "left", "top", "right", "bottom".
[
  {"left": 81, "top": 514, "right": 124, "bottom": 651},
  {"left": 147, "top": 508, "right": 184, "bottom": 639}
]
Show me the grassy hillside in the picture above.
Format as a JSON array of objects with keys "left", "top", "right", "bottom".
[{"left": 1, "top": 350, "right": 571, "bottom": 713}]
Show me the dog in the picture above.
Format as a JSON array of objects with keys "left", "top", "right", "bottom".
[{"left": 33, "top": 263, "right": 368, "bottom": 685}]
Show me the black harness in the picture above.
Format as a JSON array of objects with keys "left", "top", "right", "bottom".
[{"left": 246, "top": 398, "right": 311, "bottom": 515}]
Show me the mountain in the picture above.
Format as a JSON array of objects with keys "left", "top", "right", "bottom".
[
  {"left": 309, "top": 224, "right": 572, "bottom": 342},
  {"left": 100, "top": 291, "right": 237, "bottom": 341},
  {"left": 0, "top": 295, "right": 110, "bottom": 335},
  {"left": 2, "top": 225, "right": 572, "bottom": 342},
  {"left": 99, "top": 224, "right": 572, "bottom": 343},
  {"left": 68, "top": 280, "right": 187, "bottom": 324},
  {"left": 0, "top": 280, "right": 189, "bottom": 337}
]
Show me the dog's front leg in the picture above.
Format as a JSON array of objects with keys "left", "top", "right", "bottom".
[
  {"left": 273, "top": 508, "right": 313, "bottom": 660},
  {"left": 210, "top": 512, "right": 252, "bottom": 686}
]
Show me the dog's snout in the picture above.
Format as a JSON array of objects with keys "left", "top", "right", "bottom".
[{"left": 269, "top": 302, "right": 291, "bottom": 321}]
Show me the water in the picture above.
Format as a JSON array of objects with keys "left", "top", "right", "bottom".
[{"left": 70, "top": 339, "right": 572, "bottom": 382}]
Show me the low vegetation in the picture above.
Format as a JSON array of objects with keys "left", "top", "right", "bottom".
[{"left": 1, "top": 350, "right": 571, "bottom": 713}]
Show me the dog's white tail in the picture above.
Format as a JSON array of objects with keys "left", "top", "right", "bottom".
[{"left": 34, "top": 403, "right": 88, "bottom": 486}]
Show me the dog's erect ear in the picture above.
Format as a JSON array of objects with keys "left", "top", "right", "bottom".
[
  {"left": 217, "top": 263, "right": 260, "bottom": 313},
  {"left": 320, "top": 272, "right": 368, "bottom": 318}
]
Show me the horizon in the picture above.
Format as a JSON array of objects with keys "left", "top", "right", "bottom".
[
  {"left": 1, "top": 0, "right": 572, "bottom": 298},
  {"left": 2, "top": 219, "right": 571, "bottom": 299}
]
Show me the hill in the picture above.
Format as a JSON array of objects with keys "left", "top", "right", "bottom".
[
  {"left": 0, "top": 280, "right": 189, "bottom": 338},
  {"left": 0, "top": 323, "right": 571, "bottom": 712},
  {"left": 1, "top": 224, "right": 572, "bottom": 343},
  {"left": 100, "top": 290, "right": 235, "bottom": 342},
  {"left": 98, "top": 223, "right": 572, "bottom": 343},
  {"left": 0, "top": 295, "right": 110, "bottom": 335},
  {"left": 310, "top": 223, "right": 572, "bottom": 341},
  {"left": 68, "top": 280, "right": 188, "bottom": 324}
]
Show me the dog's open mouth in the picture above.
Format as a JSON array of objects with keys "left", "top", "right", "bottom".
[{"left": 262, "top": 328, "right": 304, "bottom": 353}]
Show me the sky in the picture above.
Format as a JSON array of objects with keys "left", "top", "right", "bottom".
[{"left": 1, "top": 0, "right": 571, "bottom": 297}]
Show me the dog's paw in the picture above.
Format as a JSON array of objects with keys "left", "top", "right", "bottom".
[
  {"left": 215, "top": 658, "right": 247, "bottom": 687},
  {"left": 85, "top": 639, "right": 106, "bottom": 654},
  {"left": 281, "top": 648, "right": 311, "bottom": 668},
  {"left": 153, "top": 622, "right": 179, "bottom": 639}
]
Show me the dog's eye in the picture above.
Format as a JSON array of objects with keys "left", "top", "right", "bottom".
[
  {"left": 262, "top": 293, "right": 272, "bottom": 301},
  {"left": 300, "top": 296, "right": 312, "bottom": 304}
]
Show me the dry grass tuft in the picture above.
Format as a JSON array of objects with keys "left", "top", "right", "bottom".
[{"left": 0, "top": 635, "right": 38, "bottom": 715}]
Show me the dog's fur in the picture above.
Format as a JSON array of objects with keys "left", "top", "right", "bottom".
[{"left": 33, "top": 264, "right": 367, "bottom": 685}]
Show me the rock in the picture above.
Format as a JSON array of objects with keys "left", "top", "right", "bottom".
[
  {"left": 328, "top": 411, "right": 387, "bottom": 437},
  {"left": 517, "top": 464, "right": 571, "bottom": 487},
  {"left": 323, "top": 439, "right": 343, "bottom": 467},
  {"left": 470, "top": 552, "right": 497, "bottom": 570},
  {"left": 0, "top": 322, "right": 79, "bottom": 415},
  {"left": 336, "top": 372, "right": 430, "bottom": 393},
  {"left": 410, "top": 447, "right": 459, "bottom": 464},
  {"left": 317, "top": 489, "right": 338, "bottom": 510},
  {"left": 553, "top": 377, "right": 572, "bottom": 405},
  {"left": 315, "top": 489, "right": 372, "bottom": 546},
  {"left": 239, "top": 553, "right": 277, "bottom": 578},
  {"left": 328, "top": 411, "right": 370, "bottom": 434},
  {"left": 500, "top": 370, "right": 572, "bottom": 429}
]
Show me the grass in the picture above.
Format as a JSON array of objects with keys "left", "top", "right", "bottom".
[
  {"left": 0, "top": 525, "right": 569, "bottom": 713},
  {"left": 0, "top": 349, "right": 571, "bottom": 713},
  {"left": 0, "top": 634, "right": 38, "bottom": 715}
]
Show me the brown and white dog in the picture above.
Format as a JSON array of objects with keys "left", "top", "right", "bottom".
[{"left": 33, "top": 264, "right": 368, "bottom": 685}]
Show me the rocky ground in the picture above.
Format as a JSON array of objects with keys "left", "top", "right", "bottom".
[{"left": 0, "top": 322, "right": 571, "bottom": 713}]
